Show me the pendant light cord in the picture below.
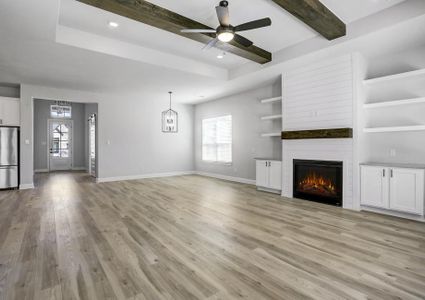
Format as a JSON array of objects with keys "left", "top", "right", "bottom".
[{"left": 169, "top": 91, "right": 172, "bottom": 110}]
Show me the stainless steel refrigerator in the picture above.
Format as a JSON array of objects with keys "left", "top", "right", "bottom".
[{"left": 0, "top": 126, "right": 19, "bottom": 189}]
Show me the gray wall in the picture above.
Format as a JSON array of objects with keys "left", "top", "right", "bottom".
[
  {"left": 194, "top": 82, "right": 281, "bottom": 181},
  {"left": 20, "top": 84, "right": 194, "bottom": 186},
  {"left": 33, "top": 99, "right": 87, "bottom": 171}
]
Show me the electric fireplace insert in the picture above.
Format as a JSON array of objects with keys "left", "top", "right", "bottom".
[{"left": 293, "top": 159, "right": 343, "bottom": 207}]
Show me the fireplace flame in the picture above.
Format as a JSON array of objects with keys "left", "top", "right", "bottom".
[{"left": 299, "top": 172, "right": 336, "bottom": 195}]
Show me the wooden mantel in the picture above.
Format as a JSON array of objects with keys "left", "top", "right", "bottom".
[{"left": 282, "top": 128, "right": 353, "bottom": 140}]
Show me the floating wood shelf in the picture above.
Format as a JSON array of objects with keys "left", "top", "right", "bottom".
[
  {"left": 282, "top": 128, "right": 353, "bottom": 140},
  {"left": 364, "top": 68, "right": 425, "bottom": 85},
  {"left": 260, "top": 96, "right": 282, "bottom": 104},
  {"left": 363, "top": 125, "right": 425, "bottom": 133},
  {"left": 364, "top": 97, "right": 425, "bottom": 109},
  {"left": 261, "top": 132, "right": 281, "bottom": 138},
  {"left": 261, "top": 114, "right": 282, "bottom": 121}
]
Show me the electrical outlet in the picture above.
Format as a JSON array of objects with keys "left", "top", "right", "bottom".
[{"left": 390, "top": 149, "right": 396, "bottom": 157}]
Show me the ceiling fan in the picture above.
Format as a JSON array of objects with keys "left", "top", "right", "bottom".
[{"left": 181, "top": 1, "right": 272, "bottom": 50}]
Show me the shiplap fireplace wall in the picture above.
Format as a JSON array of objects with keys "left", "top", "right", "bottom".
[{"left": 281, "top": 54, "right": 362, "bottom": 210}]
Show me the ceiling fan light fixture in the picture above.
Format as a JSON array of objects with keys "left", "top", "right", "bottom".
[{"left": 217, "top": 31, "right": 234, "bottom": 43}]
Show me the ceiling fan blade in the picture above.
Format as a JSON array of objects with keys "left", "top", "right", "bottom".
[
  {"left": 203, "top": 38, "right": 219, "bottom": 50},
  {"left": 181, "top": 29, "right": 216, "bottom": 33},
  {"left": 216, "top": 6, "right": 230, "bottom": 26},
  {"left": 234, "top": 18, "right": 272, "bottom": 32},
  {"left": 233, "top": 34, "right": 253, "bottom": 47}
]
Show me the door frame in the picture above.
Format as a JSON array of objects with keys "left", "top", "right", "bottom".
[
  {"left": 47, "top": 119, "right": 74, "bottom": 172},
  {"left": 88, "top": 113, "right": 96, "bottom": 177}
]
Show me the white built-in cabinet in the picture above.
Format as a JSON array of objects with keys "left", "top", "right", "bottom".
[
  {"left": 0, "top": 97, "right": 20, "bottom": 126},
  {"left": 361, "top": 164, "right": 425, "bottom": 216},
  {"left": 256, "top": 160, "right": 282, "bottom": 192}
]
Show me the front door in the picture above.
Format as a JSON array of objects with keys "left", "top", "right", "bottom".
[{"left": 49, "top": 120, "right": 73, "bottom": 171}]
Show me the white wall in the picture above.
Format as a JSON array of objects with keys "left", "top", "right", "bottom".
[
  {"left": 33, "top": 99, "right": 87, "bottom": 171},
  {"left": 194, "top": 82, "right": 281, "bottom": 181},
  {"left": 20, "top": 84, "right": 194, "bottom": 187}
]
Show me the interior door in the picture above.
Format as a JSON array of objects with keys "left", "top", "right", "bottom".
[
  {"left": 256, "top": 160, "right": 269, "bottom": 188},
  {"left": 49, "top": 120, "right": 72, "bottom": 171},
  {"left": 269, "top": 161, "right": 282, "bottom": 190},
  {"left": 360, "top": 166, "right": 389, "bottom": 209},
  {"left": 389, "top": 168, "right": 424, "bottom": 215},
  {"left": 88, "top": 114, "right": 96, "bottom": 177}
]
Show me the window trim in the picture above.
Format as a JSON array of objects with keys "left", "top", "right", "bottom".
[
  {"left": 50, "top": 104, "right": 72, "bottom": 119},
  {"left": 201, "top": 115, "right": 233, "bottom": 165}
]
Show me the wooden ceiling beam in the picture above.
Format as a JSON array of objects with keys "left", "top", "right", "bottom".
[
  {"left": 76, "top": 0, "right": 272, "bottom": 64},
  {"left": 270, "top": 0, "right": 346, "bottom": 40}
]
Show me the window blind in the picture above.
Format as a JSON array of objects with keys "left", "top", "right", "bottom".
[{"left": 202, "top": 115, "right": 232, "bottom": 163}]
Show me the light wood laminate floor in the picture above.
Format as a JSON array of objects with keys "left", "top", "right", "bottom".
[{"left": 1, "top": 172, "right": 425, "bottom": 300}]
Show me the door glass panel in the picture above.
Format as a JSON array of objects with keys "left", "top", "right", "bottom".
[{"left": 52, "top": 123, "right": 70, "bottom": 158}]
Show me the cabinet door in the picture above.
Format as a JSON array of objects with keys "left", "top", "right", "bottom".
[
  {"left": 269, "top": 161, "right": 282, "bottom": 190},
  {"left": 0, "top": 97, "right": 20, "bottom": 126},
  {"left": 256, "top": 160, "right": 269, "bottom": 188},
  {"left": 389, "top": 168, "right": 424, "bottom": 215},
  {"left": 361, "top": 166, "right": 389, "bottom": 209}
]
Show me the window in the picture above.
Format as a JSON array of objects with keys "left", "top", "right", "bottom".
[
  {"left": 52, "top": 123, "right": 70, "bottom": 158},
  {"left": 51, "top": 105, "right": 72, "bottom": 118},
  {"left": 202, "top": 115, "right": 232, "bottom": 163}
]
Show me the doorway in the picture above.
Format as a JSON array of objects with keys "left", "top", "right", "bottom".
[
  {"left": 48, "top": 119, "right": 73, "bottom": 171},
  {"left": 33, "top": 99, "right": 98, "bottom": 177}
]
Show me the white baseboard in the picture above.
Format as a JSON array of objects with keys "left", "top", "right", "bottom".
[
  {"left": 20, "top": 183, "right": 35, "bottom": 190},
  {"left": 35, "top": 167, "right": 86, "bottom": 173},
  {"left": 195, "top": 171, "right": 255, "bottom": 185},
  {"left": 257, "top": 186, "right": 281, "bottom": 194},
  {"left": 361, "top": 206, "right": 425, "bottom": 222},
  {"left": 96, "top": 171, "right": 196, "bottom": 183},
  {"left": 72, "top": 167, "right": 87, "bottom": 171}
]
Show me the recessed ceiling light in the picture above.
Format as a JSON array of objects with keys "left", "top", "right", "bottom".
[
  {"left": 108, "top": 21, "right": 119, "bottom": 28},
  {"left": 217, "top": 52, "right": 226, "bottom": 59}
]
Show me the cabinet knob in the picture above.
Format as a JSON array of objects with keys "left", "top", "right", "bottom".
[{"left": 383, "top": 169, "right": 385, "bottom": 177}]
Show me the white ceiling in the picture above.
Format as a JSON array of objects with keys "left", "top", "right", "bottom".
[
  {"left": 59, "top": 0, "right": 406, "bottom": 70},
  {"left": 0, "top": 0, "right": 423, "bottom": 104}
]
